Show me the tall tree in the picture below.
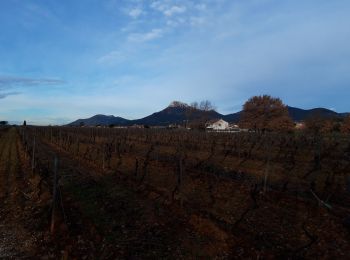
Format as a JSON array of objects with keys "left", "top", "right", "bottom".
[{"left": 239, "top": 95, "right": 293, "bottom": 132}]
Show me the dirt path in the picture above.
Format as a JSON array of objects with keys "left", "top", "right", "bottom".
[{"left": 0, "top": 128, "right": 42, "bottom": 258}]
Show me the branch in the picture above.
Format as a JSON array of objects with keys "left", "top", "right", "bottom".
[{"left": 310, "top": 189, "right": 332, "bottom": 210}]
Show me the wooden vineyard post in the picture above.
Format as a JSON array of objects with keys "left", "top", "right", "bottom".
[
  {"left": 264, "top": 158, "right": 270, "bottom": 194},
  {"left": 23, "top": 128, "right": 27, "bottom": 161},
  {"left": 178, "top": 156, "right": 184, "bottom": 207},
  {"left": 51, "top": 156, "right": 58, "bottom": 234},
  {"left": 263, "top": 138, "right": 272, "bottom": 194},
  {"left": 31, "top": 135, "right": 36, "bottom": 173},
  {"left": 102, "top": 146, "right": 105, "bottom": 171}
]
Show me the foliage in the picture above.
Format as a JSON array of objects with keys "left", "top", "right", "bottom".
[{"left": 239, "top": 95, "right": 293, "bottom": 132}]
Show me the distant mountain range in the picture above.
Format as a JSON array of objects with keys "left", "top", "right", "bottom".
[
  {"left": 68, "top": 115, "right": 129, "bottom": 127},
  {"left": 67, "top": 101, "right": 348, "bottom": 127}
]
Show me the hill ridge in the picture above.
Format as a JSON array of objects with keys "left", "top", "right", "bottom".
[{"left": 67, "top": 101, "right": 347, "bottom": 126}]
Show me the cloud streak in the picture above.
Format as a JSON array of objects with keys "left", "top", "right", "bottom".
[
  {"left": 0, "top": 92, "right": 21, "bottom": 99},
  {"left": 128, "top": 8, "right": 143, "bottom": 18},
  {"left": 150, "top": 1, "right": 187, "bottom": 17},
  {"left": 0, "top": 76, "right": 66, "bottom": 100},
  {"left": 97, "top": 51, "right": 125, "bottom": 64},
  {"left": 0, "top": 76, "right": 66, "bottom": 89},
  {"left": 127, "top": 28, "right": 163, "bottom": 42}
]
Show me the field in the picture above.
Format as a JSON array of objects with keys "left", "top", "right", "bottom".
[{"left": 1, "top": 126, "right": 350, "bottom": 258}]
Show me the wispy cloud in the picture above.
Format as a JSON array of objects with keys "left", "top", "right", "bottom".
[
  {"left": 128, "top": 8, "right": 143, "bottom": 18},
  {"left": 97, "top": 51, "right": 125, "bottom": 64},
  {"left": 128, "top": 28, "right": 163, "bottom": 42},
  {"left": 195, "top": 4, "right": 206, "bottom": 11},
  {"left": 0, "top": 92, "right": 21, "bottom": 99},
  {"left": 163, "top": 6, "right": 187, "bottom": 17},
  {"left": 0, "top": 76, "right": 66, "bottom": 100},
  {"left": 0, "top": 76, "right": 66, "bottom": 89},
  {"left": 189, "top": 16, "right": 206, "bottom": 26},
  {"left": 150, "top": 1, "right": 187, "bottom": 17}
]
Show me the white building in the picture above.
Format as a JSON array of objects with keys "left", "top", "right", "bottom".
[
  {"left": 295, "top": 122, "right": 305, "bottom": 130},
  {"left": 206, "top": 119, "right": 229, "bottom": 130}
]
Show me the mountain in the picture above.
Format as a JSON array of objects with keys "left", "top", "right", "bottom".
[
  {"left": 286, "top": 106, "right": 340, "bottom": 122},
  {"left": 222, "top": 112, "right": 241, "bottom": 123},
  {"left": 68, "top": 114, "right": 130, "bottom": 126},
  {"left": 224, "top": 106, "right": 342, "bottom": 123},
  {"left": 67, "top": 102, "right": 348, "bottom": 127},
  {"left": 133, "top": 101, "right": 223, "bottom": 126}
]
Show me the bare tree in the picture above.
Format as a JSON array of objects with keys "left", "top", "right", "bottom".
[
  {"left": 199, "top": 100, "right": 215, "bottom": 111},
  {"left": 186, "top": 100, "right": 216, "bottom": 129},
  {"left": 190, "top": 101, "right": 199, "bottom": 110}
]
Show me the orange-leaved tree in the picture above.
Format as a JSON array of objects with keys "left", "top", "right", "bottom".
[{"left": 239, "top": 95, "right": 293, "bottom": 132}]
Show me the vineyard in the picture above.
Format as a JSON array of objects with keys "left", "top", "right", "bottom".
[{"left": 1, "top": 126, "right": 350, "bottom": 258}]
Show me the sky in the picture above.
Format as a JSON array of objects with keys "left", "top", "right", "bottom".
[{"left": 0, "top": 0, "right": 349, "bottom": 125}]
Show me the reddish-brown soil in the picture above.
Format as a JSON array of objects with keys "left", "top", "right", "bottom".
[{"left": 1, "top": 126, "right": 350, "bottom": 259}]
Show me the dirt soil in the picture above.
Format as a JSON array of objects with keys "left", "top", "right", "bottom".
[
  {"left": 2, "top": 127, "right": 350, "bottom": 259},
  {"left": 32, "top": 132, "right": 233, "bottom": 259},
  {"left": 0, "top": 127, "right": 234, "bottom": 258},
  {"left": 0, "top": 128, "right": 52, "bottom": 258}
]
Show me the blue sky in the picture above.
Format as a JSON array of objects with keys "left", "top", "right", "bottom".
[{"left": 0, "top": 0, "right": 349, "bottom": 125}]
